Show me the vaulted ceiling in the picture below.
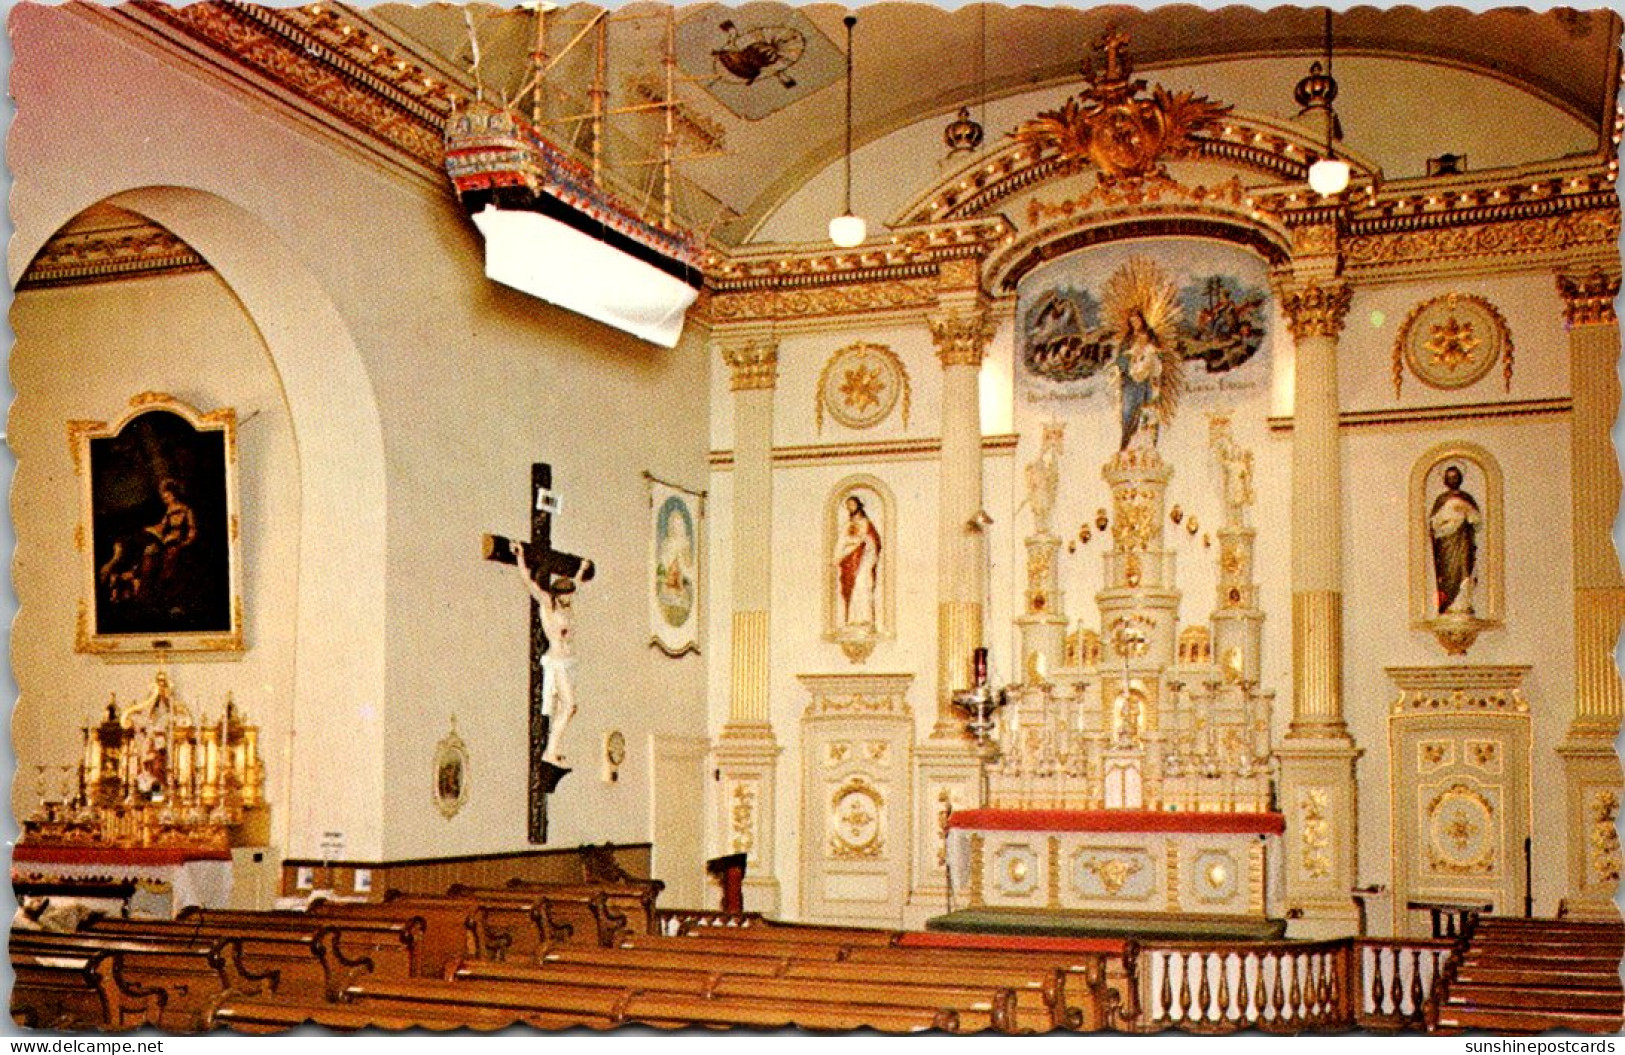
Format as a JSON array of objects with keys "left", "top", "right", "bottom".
[{"left": 95, "top": 2, "right": 1625, "bottom": 248}]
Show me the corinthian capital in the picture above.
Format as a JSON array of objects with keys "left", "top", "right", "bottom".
[
  {"left": 1280, "top": 281, "right": 1353, "bottom": 340},
  {"left": 928, "top": 305, "right": 995, "bottom": 368},
  {"left": 1557, "top": 268, "right": 1621, "bottom": 328},
  {"left": 720, "top": 337, "right": 779, "bottom": 391}
]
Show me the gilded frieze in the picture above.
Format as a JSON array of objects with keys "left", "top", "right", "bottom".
[
  {"left": 1342, "top": 210, "right": 1619, "bottom": 270},
  {"left": 1300, "top": 788, "right": 1332, "bottom": 880}
]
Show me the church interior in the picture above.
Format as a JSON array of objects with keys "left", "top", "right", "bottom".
[{"left": 7, "top": 0, "right": 1625, "bottom": 1035}]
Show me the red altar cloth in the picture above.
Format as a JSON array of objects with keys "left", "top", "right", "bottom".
[
  {"left": 947, "top": 808, "right": 1285, "bottom": 836},
  {"left": 13, "top": 844, "right": 232, "bottom": 867}
]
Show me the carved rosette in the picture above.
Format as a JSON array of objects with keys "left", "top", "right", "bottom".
[
  {"left": 720, "top": 338, "right": 779, "bottom": 391},
  {"left": 1557, "top": 269, "right": 1621, "bottom": 328},
  {"left": 928, "top": 306, "right": 996, "bottom": 368},
  {"left": 1280, "top": 281, "right": 1353, "bottom": 340}
]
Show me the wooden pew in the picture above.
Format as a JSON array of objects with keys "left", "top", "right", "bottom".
[
  {"left": 342, "top": 975, "right": 980, "bottom": 1033},
  {"left": 306, "top": 898, "right": 478, "bottom": 978},
  {"left": 82, "top": 916, "right": 411, "bottom": 1000},
  {"left": 668, "top": 917, "right": 898, "bottom": 947},
  {"left": 11, "top": 931, "right": 272, "bottom": 1032},
  {"left": 447, "top": 883, "right": 618, "bottom": 947},
  {"left": 527, "top": 941, "right": 1069, "bottom": 1030},
  {"left": 452, "top": 956, "right": 1036, "bottom": 1033},
  {"left": 10, "top": 944, "right": 145, "bottom": 1032},
  {"left": 377, "top": 890, "right": 546, "bottom": 962},
  {"left": 502, "top": 876, "right": 664, "bottom": 935},
  {"left": 213, "top": 995, "right": 527, "bottom": 1033}
]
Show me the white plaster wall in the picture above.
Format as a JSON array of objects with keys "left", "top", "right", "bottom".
[
  {"left": 10, "top": 6, "right": 710, "bottom": 863},
  {"left": 9, "top": 274, "right": 300, "bottom": 855}
]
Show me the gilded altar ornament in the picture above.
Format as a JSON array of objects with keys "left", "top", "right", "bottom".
[
  {"left": 1300, "top": 788, "right": 1332, "bottom": 879},
  {"left": 1426, "top": 782, "right": 1496, "bottom": 875},
  {"left": 1013, "top": 29, "right": 1230, "bottom": 185},
  {"left": 829, "top": 776, "right": 883, "bottom": 858},
  {"left": 23, "top": 670, "right": 268, "bottom": 851},
  {"left": 1081, "top": 855, "right": 1143, "bottom": 895},
  {"left": 1393, "top": 293, "right": 1512, "bottom": 397},
  {"left": 816, "top": 342, "right": 911, "bottom": 433}
]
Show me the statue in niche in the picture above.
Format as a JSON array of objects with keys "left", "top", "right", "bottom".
[
  {"left": 1102, "top": 258, "right": 1184, "bottom": 450},
  {"left": 1429, "top": 464, "right": 1481, "bottom": 616},
  {"left": 1023, "top": 422, "right": 1065, "bottom": 534},
  {"left": 1111, "top": 686, "right": 1145, "bottom": 749},
  {"left": 834, "top": 495, "right": 882, "bottom": 628}
]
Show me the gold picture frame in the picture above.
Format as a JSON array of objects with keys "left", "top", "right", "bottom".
[{"left": 70, "top": 392, "right": 244, "bottom": 658}]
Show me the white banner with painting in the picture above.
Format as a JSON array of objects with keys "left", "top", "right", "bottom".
[{"left": 647, "top": 474, "right": 703, "bottom": 657}]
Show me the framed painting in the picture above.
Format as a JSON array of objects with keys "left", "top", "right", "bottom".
[
  {"left": 1409, "top": 441, "right": 1504, "bottom": 655},
  {"left": 647, "top": 473, "right": 704, "bottom": 657},
  {"left": 434, "top": 717, "right": 469, "bottom": 819},
  {"left": 70, "top": 393, "right": 243, "bottom": 657}
]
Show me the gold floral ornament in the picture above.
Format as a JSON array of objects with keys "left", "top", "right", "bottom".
[
  {"left": 1013, "top": 29, "right": 1231, "bottom": 185},
  {"left": 816, "top": 342, "right": 911, "bottom": 432},
  {"left": 1394, "top": 293, "right": 1513, "bottom": 397}
]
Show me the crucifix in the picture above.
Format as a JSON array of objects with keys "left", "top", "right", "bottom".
[{"left": 482, "top": 462, "right": 595, "bottom": 843}]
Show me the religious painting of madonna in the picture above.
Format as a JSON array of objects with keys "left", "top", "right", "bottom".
[{"left": 70, "top": 394, "right": 244, "bottom": 656}]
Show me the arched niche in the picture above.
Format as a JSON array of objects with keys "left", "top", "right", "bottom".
[{"left": 13, "top": 185, "right": 388, "bottom": 861}]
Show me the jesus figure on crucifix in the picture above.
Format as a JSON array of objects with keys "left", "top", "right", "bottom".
[{"left": 513, "top": 542, "right": 580, "bottom": 765}]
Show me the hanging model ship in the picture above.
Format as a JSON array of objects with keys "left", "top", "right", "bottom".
[{"left": 444, "top": 9, "right": 704, "bottom": 349}]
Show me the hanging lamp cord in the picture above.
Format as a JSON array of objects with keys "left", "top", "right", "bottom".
[{"left": 844, "top": 14, "right": 857, "bottom": 216}]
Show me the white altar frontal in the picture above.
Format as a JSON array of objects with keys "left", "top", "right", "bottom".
[{"left": 938, "top": 421, "right": 1285, "bottom": 935}]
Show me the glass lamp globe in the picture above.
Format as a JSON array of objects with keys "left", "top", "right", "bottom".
[
  {"left": 1308, "top": 156, "right": 1351, "bottom": 196},
  {"left": 829, "top": 212, "right": 867, "bottom": 248}
]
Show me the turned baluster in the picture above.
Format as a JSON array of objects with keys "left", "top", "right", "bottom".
[
  {"left": 1368, "top": 947, "right": 1386, "bottom": 1016},
  {"left": 1159, "top": 951, "right": 1175, "bottom": 1023},
  {"left": 1253, "top": 951, "right": 1270, "bottom": 1023},
  {"left": 1219, "top": 952, "right": 1238, "bottom": 1024},
  {"left": 1407, "top": 949, "right": 1426, "bottom": 1020},
  {"left": 1389, "top": 948, "right": 1405, "bottom": 1016},
  {"left": 1271, "top": 951, "right": 1286, "bottom": 1021},
  {"left": 1195, "top": 952, "right": 1212, "bottom": 1023},
  {"left": 1287, "top": 952, "right": 1304, "bottom": 1020}
]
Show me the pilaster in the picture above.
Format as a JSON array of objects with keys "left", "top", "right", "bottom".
[
  {"left": 716, "top": 331, "right": 783, "bottom": 912},
  {"left": 928, "top": 267, "right": 995, "bottom": 738},
  {"left": 1556, "top": 267, "right": 1623, "bottom": 919},
  {"left": 1277, "top": 272, "right": 1360, "bottom": 935}
]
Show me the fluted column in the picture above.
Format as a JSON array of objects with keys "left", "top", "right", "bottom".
[
  {"left": 906, "top": 265, "right": 994, "bottom": 925},
  {"left": 1555, "top": 268, "right": 1624, "bottom": 920},
  {"left": 1275, "top": 274, "right": 1361, "bottom": 937},
  {"left": 715, "top": 331, "right": 783, "bottom": 914},
  {"left": 928, "top": 286, "right": 994, "bottom": 735}
]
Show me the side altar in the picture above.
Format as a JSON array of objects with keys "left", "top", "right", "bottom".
[{"left": 938, "top": 417, "right": 1284, "bottom": 937}]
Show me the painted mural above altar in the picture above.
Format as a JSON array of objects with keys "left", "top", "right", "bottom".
[{"left": 1017, "top": 240, "right": 1272, "bottom": 409}]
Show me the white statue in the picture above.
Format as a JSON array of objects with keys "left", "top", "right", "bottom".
[
  {"left": 1024, "top": 422, "right": 1065, "bottom": 535},
  {"left": 513, "top": 542, "right": 580, "bottom": 765},
  {"left": 1209, "top": 416, "right": 1255, "bottom": 527}
]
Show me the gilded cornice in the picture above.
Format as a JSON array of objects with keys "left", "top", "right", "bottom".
[
  {"left": 17, "top": 221, "right": 207, "bottom": 291},
  {"left": 123, "top": 1, "right": 458, "bottom": 171},
  {"left": 709, "top": 280, "right": 938, "bottom": 324},
  {"left": 1278, "top": 281, "right": 1353, "bottom": 340},
  {"left": 928, "top": 305, "right": 996, "bottom": 368},
  {"left": 1557, "top": 268, "right": 1622, "bottom": 327},
  {"left": 720, "top": 339, "right": 780, "bottom": 391}
]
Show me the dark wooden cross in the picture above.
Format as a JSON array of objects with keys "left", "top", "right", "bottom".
[{"left": 482, "top": 462, "right": 595, "bottom": 843}]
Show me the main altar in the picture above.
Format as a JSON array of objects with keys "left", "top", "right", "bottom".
[{"left": 938, "top": 415, "right": 1285, "bottom": 936}]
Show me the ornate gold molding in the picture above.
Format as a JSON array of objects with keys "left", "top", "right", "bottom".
[
  {"left": 709, "top": 433, "right": 1020, "bottom": 470},
  {"left": 1343, "top": 209, "right": 1619, "bottom": 271},
  {"left": 1279, "top": 281, "right": 1353, "bottom": 340},
  {"left": 1300, "top": 788, "right": 1332, "bottom": 879},
  {"left": 1557, "top": 268, "right": 1622, "bottom": 327},
  {"left": 928, "top": 306, "right": 995, "bottom": 367},
  {"left": 1386, "top": 664, "right": 1530, "bottom": 715},
  {"left": 18, "top": 220, "right": 207, "bottom": 291},
  {"left": 708, "top": 280, "right": 938, "bottom": 323},
  {"left": 720, "top": 339, "right": 779, "bottom": 391},
  {"left": 129, "top": 1, "right": 451, "bottom": 169}
]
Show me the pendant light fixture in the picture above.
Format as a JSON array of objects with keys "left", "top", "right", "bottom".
[
  {"left": 829, "top": 14, "right": 867, "bottom": 247},
  {"left": 1305, "top": 8, "right": 1351, "bottom": 196}
]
